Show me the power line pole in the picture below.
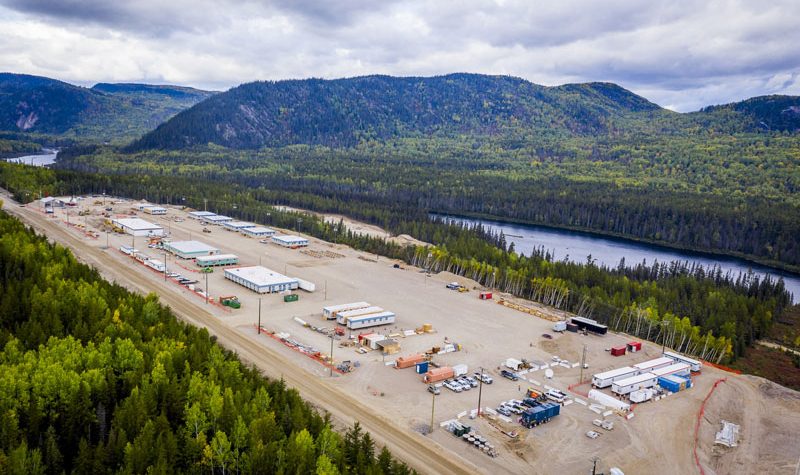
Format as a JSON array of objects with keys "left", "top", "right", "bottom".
[
  {"left": 324, "top": 280, "right": 327, "bottom": 301},
  {"left": 580, "top": 344, "right": 587, "bottom": 383},
  {"left": 205, "top": 270, "right": 209, "bottom": 305},
  {"left": 329, "top": 335, "right": 334, "bottom": 377},
  {"left": 164, "top": 250, "right": 167, "bottom": 282},
  {"left": 257, "top": 297, "right": 261, "bottom": 335},
  {"left": 477, "top": 366, "right": 484, "bottom": 417},
  {"left": 430, "top": 391, "right": 437, "bottom": 434}
]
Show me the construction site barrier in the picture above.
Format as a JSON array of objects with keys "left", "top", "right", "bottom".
[{"left": 693, "top": 378, "right": 727, "bottom": 475}]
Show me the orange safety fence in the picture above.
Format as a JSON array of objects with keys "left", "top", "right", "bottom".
[
  {"left": 702, "top": 361, "right": 742, "bottom": 374},
  {"left": 693, "top": 378, "right": 727, "bottom": 475}
]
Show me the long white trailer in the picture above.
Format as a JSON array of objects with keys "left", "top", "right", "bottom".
[
  {"left": 592, "top": 366, "right": 639, "bottom": 388},
  {"left": 336, "top": 306, "right": 385, "bottom": 325},
  {"left": 664, "top": 351, "right": 702, "bottom": 372},
  {"left": 346, "top": 311, "right": 396, "bottom": 330},
  {"left": 588, "top": 389, "right": 631, "bottom": 412},
  {"left": 651, "top": 362, "right": 691, "bottom": 378},
  {"left": 633, "top": 356, "right": 674, "bottom": 372},
  {"left": 612, "top": 372, "right": 658, "bottom": 396},
  {"left": 322, "top": 302, "right": 371, "bottom": 320}
]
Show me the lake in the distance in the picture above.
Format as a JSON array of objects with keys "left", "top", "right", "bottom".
[
  {"left": 5, "top": 150, "right": 58, "bottom": 167},
  {"left": 436, "top": 214, "right": 799, "bottom": 303}
]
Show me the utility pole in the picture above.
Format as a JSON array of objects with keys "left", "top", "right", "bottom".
[
  {"left": 324, "top": 280, "right": 328, "bottom": 301},
  {"left": 205, "top": 270, "right": 209, "bottom": 304},
  {"left": 477, "top": 366, "right": 484, "bottom": 417},
  {"left": 164, "top": 251, "right": 167, "bottom": 281},
  {"left": 661, "top": 320, "right": 668, "bottom": 355},
  {"left": 430, "top": 390, "right": 437, "bottom": 434},
  {"left": 257, "top": 297, "right": 262, "bottom": 335},
  {"left": 591, "top": 456, "right": 599, "bottom": 475},
  {"left": 580, "top": 344, "right": 587, "bottom": 383},
  {"left": 203, "top": 198, "right": 208, "bottom": 212},
  {"left": 329, "top": 335, "right": 334, "bottom": 377}
]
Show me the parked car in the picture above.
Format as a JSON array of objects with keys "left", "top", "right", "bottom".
[
  {"left": 259, "top": 239, "right": 270, "bottom": 244},
  {"left": 427, "top": 385, "right": 440, "bottom": 395},
  {"left": 501, "top": 369, "right": 519, "bottom": 381},
  {"left": 474, "top": 372, "right": 494, "bottom": 384},
  {"left": 546, "top": 389, "right": 567, "bottom": 404},
  {"left": 465, "top": 376, "right": 479, "bottom": 388},
  {"left": 586, "top": 430, "right": 600, "bottom": 439},
  {"left": 496, "top": 406, "right": 511, "bottom": 416}
]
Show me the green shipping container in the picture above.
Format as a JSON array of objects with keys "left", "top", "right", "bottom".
[{"left": 284, "top": 294, "right": 299, "bottom": 302}]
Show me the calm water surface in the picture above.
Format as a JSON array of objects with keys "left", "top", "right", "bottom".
[{"left": 437, "top": 214, "right": 799, "bottom": 303}]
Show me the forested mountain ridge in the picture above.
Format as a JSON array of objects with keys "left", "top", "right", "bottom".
[
  {"left": 695, "top": 95, "right": 800, "bottom": 132},
  {"left": 128, "top": 73, "right": 668, "bottom": 150},
  {"left": 129, "top": 73, "right": 800, "bottom": 151},
  {"left": 0, "top": 73, "right": 214, "bottom": 142}
]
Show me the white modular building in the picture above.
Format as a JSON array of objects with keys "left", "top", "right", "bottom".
[
  {"left": 224, "top": 266, "right": 299, "bottom": 293},
  {"left": 142, "top": 206, "right": 167, "bottom": 215},
  {"left": 633, "top": 357, "right": 674, "bottom": 373},
  {"left": 145, "top": 258, "right": 166, "bottom": 273},
  {"left": 272, "top": 235, "right": 309, "bottom": 248},
  {"left": 111, "top": 218, "right": 164, "bottom": 237},
  {"left": 346, "top": 311, "right": 396, "bottom": 330},
  {"left": 322, "top": 302, "right": 371, "bottom": 320},
  {"left": 196, "top": 254, "right": 239, "bottom": 267},
  {"left": 663, "top": 351, "right": 702, "bottom": 372},
  {"left": 223, "top": 221, "right": 255, "bottom": 232},
  {"left": 651, "top": 362, "right": 691, "bottom": 378},
  {"left": 592, "top": 366, "right": 640, "bottom": 388},
  {"left": 240, "top": 226, "right": 276, "bottom": 238},
  {"left": 205, "top": 215, "right": 234, "bottom": 225},
  {"left": 611, "top": 372, "right": 658, "bottom": 396},
  {"left": 163, "top": 240, "right": 220, "bottom": 259},
  {"left": 188, "top": 211, "right": 216, "bottom": 220},
  {"left": 336, "top": 306, "right": 385, "bottom": 325}
]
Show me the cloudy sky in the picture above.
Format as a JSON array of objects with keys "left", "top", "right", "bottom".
[{"left": 1, "top": 0, "right": 799, "bottom": 111}]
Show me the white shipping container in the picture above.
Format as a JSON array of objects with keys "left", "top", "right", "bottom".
[
  {"left": 505, "top": 358, "right": 523, "bottom": 370},
  {"left": 453, "top": 364, "right": 469, "bottom": 377}
]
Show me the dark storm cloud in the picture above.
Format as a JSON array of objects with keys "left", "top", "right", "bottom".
[{"left": 0, "top": 0, "right": 798, "bottom": 111}]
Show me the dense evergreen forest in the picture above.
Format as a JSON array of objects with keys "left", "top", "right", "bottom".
[
  {"left": 0, "top": 162, "right": 792, "bottom": 363},
  {"left": 0, "top": 205, "right": 414, "bottom": 474}
]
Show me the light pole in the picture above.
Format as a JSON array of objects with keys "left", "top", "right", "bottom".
[
  {"left": 579, "top": 344, "right": 587, "bottom": 383},
  {"left": 661, "top": 320, "right": 669, "bottom": 355},
  {"left": 205, "top": 270, "right": 209, "bottom": 304},
  {"left": 258, "top": 297, "right": 262, "bottom": 334},
  {"left": 164, "top": 251, "right": 168, "bottom": 282}
]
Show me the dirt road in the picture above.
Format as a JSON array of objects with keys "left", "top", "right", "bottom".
[{"left": 2, "top": 196, "right": 478, "bottom": 475}]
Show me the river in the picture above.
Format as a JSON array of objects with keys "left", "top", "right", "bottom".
[
  {"left": 436, "top": 214, "right": 799, "bottom": 303},
  {"left": 4, "top": 150, "right": 58, "bottom": 167}
]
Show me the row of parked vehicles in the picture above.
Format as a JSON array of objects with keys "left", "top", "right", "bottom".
[{"left": 429, "top": 371, "right": 494, "bottom": 395}]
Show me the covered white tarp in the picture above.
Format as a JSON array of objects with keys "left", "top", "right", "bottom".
[{"left": 588, "top": 389, "right": 631, "bottom": 412}]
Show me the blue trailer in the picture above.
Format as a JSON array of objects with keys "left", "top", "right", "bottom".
[
  {"left": 658, "top": 375, "right": 692, "bottom": 393},
  {"left": 520, "top": 402, "right": 560, "bottom": 428},
  {"left": 415, "top": 361, "right": 429, "bottom": 374}
]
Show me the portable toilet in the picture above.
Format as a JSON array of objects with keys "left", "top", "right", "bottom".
[
  {"left": 627, "top": 341, "right": 642, "bottom": 352},
  {"left": 415, "top": 361, "right": 429, "bottom": 374}
]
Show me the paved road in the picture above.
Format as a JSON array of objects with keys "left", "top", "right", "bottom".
[{"left": 2, "top": 196, "right": 479, "bottom": 475}]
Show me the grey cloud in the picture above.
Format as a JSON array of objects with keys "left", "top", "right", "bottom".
[{"left": 0, "top": 0, "right": 798, "bottom": 111}]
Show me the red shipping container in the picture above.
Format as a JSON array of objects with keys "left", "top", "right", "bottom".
[
  {"left": 627, "top": 341, "right": 642, "bottom": 352},
  {"left": 423, "top": 366, "right": 454, "bottom": 383},
  {"left": 610, "top": 346, "right": 627, "bottom": 356},
  {"left": 395, "top": 353, "right": 425, "bottom": 369},
  {"left": 479, "top": 291, "right": 493, "bottom": 300}
]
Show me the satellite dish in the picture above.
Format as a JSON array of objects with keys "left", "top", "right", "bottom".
[{"left": 545, "top": 369, "right": 554, "bottom": 379}]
